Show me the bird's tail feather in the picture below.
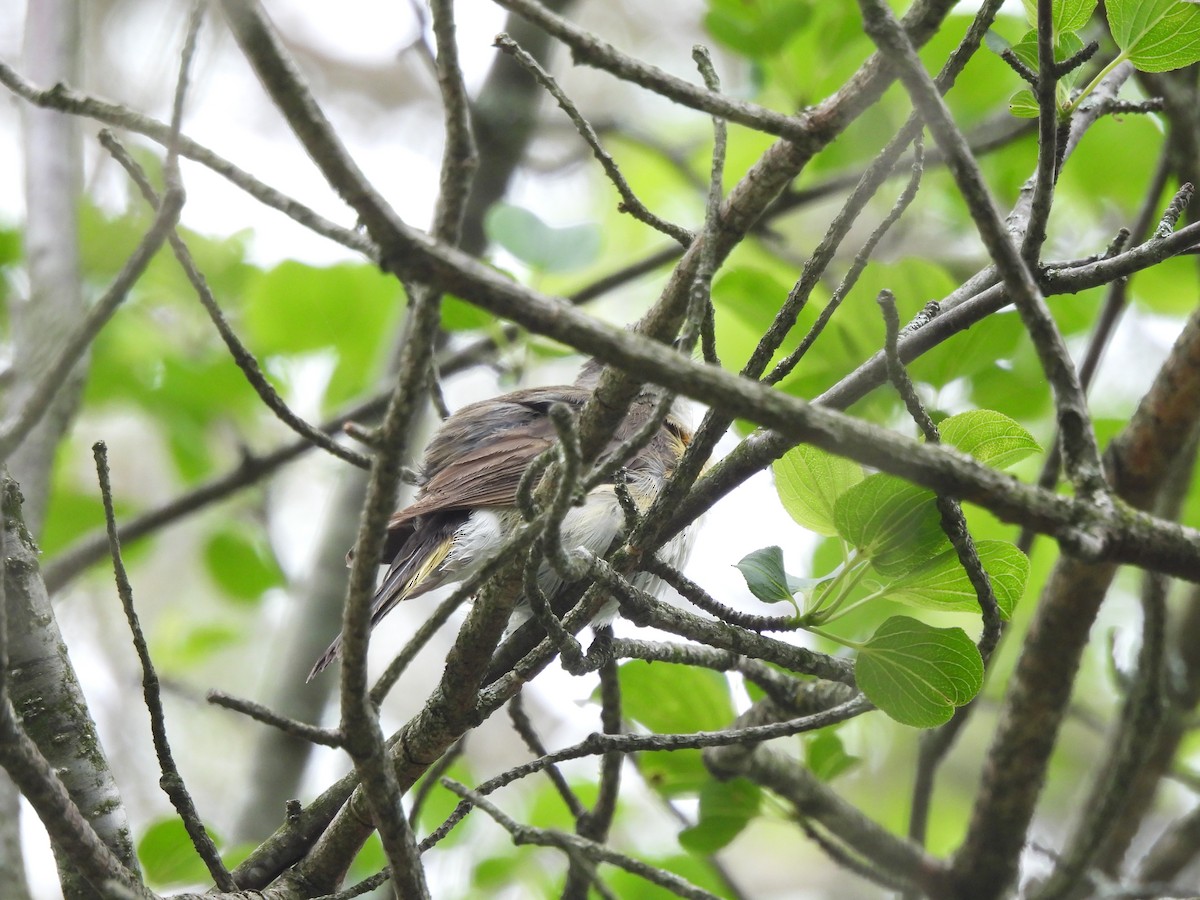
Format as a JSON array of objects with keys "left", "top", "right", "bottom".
[{"left": 306, "top": 534, "right": 455, "bottom": 681}]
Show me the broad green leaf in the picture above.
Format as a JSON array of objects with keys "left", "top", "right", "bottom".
[
  {"left": 637, "top": 748, "right": 713, "bottom": 797},
  {"left": 1108, "top": 0, "right": 1200, "bottom": 72},
  {"left": 1009, "top": 89, "right": 1041, "bottom": 118},
  {"left": 617, "top": 661, "right": 735, "bottom": 734},
  {"left": 1021, "top": 0, "right": 1098, "bottom": 32},
  {"left": 158, "top": 624, "right": 242, "bottom": 673},
  {"left": 856, "top": 616, "right": 984, "bottom": 728},
  {"left": 833, "top": 475, "right": 950, "bottom": 575},
  {"left": 984, "top": 29, "right": 1012, "bottom": 54},
  {"left": 806, "top": 731, "right": 860, "bottom": 781},
  {"left": 203, "top": 525, "right": 284, "bottom": 604},
  {"left": 617, "top": 661, "right": 735, "bottom": 796},
  {"left": 735, "top": 546, "right": 810, "bottom": 604},
  {"left": 1010, "top": 29, "right": 1087, "bottom": 97},
  {"left": 773, "top": 444, "right": 863, "bottom": 535},
  {"left": 705, "top": 0, "right": 812, "bottom": 57},
  {"left": 605, "top": 853, "right": 728, "bottom": 899},
  {"left": 885, "top": 540, "right": 1030, "bottom": 619},
  {"left": 485, "top": 203, "right": 601, "bottom": 273},
  {"left": 938, "top": 409, "right": 1041, "bottom": 469},
  {"left": 1011, "top": 29, "right": 1086, "bottom": 73},
  {"left": 346, "top": 835, "right": 387, "bottom": 889},
  {"left": 678, "top": 778, "right": 762, "bottom": 853},
  {"left": 413, "top": 759, "right": 476, "bottom": 838},
  {"left": 138, "top": 818, "right": 221, "bottom": 888},
  {"left": 242, "top": 260, "right": 402, "bottom": 408},
  {"left": 440, "top": 295, "right": 493, "bottom": 331}
]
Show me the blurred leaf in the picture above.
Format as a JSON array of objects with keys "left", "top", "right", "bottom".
[
  {"left": 678, "top": 777, "right": 762, "bottom": 853},
  {"left": 908, "top": 308, "right": 1024, "bottom": 388},
  {"left": 203, "top": 523, "right": 284, "bottom": 604},
  {"left": 773, "top": 443, "right": 863, "bottom": 535},
  {"left": 441, "top": 294, "right": 493, "bottom": 331},
  {"left": 637, "top": 747, "right": 713, "bottom": 797},
  {"left": 242, "top": 260, "right": 403, "bottom": 408},
  {"left": 704, "top": 0, "right": 812, "bottom": 57},
  {"left": 806, "top": 730, "right": 860, "bottom": 781},
  {"left": 711, "top": 265, "right": 800, "bottom": 372},
  {"left": 617, "top": 661, "right": 735, "bottom": 733},
  {"left": 1108, "top": 0, "right": 1200, "bottom": 72},
  {"left": 938, "top": 409, "right": 1041, "bottom": 469},
  {"left": 618, "top": 661, "right": 735, "bottom": 797},
  {"left": 0, "top": 226, "right": 20, "bottom": 267},
  {"left": 605, "top": 852, "right": 728, "bottom": 899},
  {"left": 984, "top": 29, "right": 1012, "bottom": 54},
  {"left": 159, "top": 624, "right": 241, "bottom": 671},
  {"left": 485, "top": 203, "right": 601, "bottom": 273},
  {"left": 413, "top": 759, "right": 476, "bottom": 839},
  {"left": 40, "top": 459, "right": 131, "bottom": 557},
  {"left": 138, "top": 818, "right": 220, "bottom": 888},
  {"left": 834, "top": 475, "right": 949, "bottom": 575},
  {"left": 855, "top": 616, "right": 984, "bottom": 728},
  {"left": 345, "top": 834, "right": 386, "bottom": 887},
  {"left": 884, "top": 541, "right": 1029, "bottom": 619}
]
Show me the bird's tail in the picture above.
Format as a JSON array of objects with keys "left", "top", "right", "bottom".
[{"left": 306, "top": 533, "right": 455, "bottom": 681}]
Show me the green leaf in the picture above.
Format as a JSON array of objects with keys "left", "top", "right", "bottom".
[
  {"left": 1009, "top": 89, "right": 1041, "bottom": 117},
  {"left": 806, "top": 731, "right": 860, "bottom": 781},
  {"left": 203, "top": 524, "right": 284, "bottom": 604},
  {"left": 1011, "top": 29, "right": 1085, "bottom": 70},
  {"left": 833, "top": 475, "right": 949, "bottom": 575},
  {"left": 242, "top": 260, "right": 403, "bottom": 409},
  {"left": 1108, "top": 0, "right": 1200, "bottom": 72},
  {"left": 773, "top": 444, "right": 863, "bottom": 535},
  {"left": 938, "top": 409, "right": 1041, "bottom": 469},
  {"left": 1021, "top": 0, "right": 1098, "bottom": 32},
  {"left": 704, "top": 0, "right": 812, "bottom": 57},
  {"left": 855, "top": 616, "right": 984, "bottom": 728},
  {"left": 1010, "top": 29, "right": 1087, "bottom": 94},
  {"left": 678, "top": 778, "right": 762, "bottom": 853},
  {"left": 440, "top": 294, "right": 493, "bottom": 331},
  {"left": 616, "top": 661, "right": 735, "bottom": 796},
  {"left": 138, "top": 818, "right": 221, "bottom": 888},
  {"left": 984, "top": 29, "right": 1012, "bottom": 54},
  {"left": 617, "top": 661, "right": 735, "bottom": 734},
  {"left": 885, "top": 540, "right": 1030, "bottom": 619},
  {"left": 735, "top": 546, "right": 807, "bottom": 604},
  {"left": 158, "top": 624, "right": 242, "bottom": 672},
  {"left": 485, "top": 203, "right": 601, "bottom": 273}
]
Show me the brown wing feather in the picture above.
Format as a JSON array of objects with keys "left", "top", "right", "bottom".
[{"left": 386, "top": 387, "right": 592, "bottom": 530}]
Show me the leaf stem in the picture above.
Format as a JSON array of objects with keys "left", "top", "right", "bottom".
[
  {"left": 803, "top": 624, "right": 863, "bottom": 651},
  {"left": 1065, "top": 51, "right": 1128, "bottom": 114}
]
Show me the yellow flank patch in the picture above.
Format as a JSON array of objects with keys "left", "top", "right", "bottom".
[{"left": 403, "top": 536, "right": 453, "bottom": 599}]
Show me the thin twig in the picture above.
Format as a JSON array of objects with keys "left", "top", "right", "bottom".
[
  {"left": 98, "top": 130, "right": 372, "bottom": 470},
  {"left": 508, "top": 695, "right": 587, "bottom": 820},
  {"left": 95, "top": 444, "right": 235, "bottom": 890},
  {"left": 857, "top": 0, "right": 1109, "bottom": 500},
  {"left": 0, "top": 182, "right": 183, "bottom": 462},
  {"left": 494, "top": 33, "right": 692, "bottom": 247},
  {"left": 205, "top": 690, "right": 342, "bottom": 747},
  {"left": 442, "top": 779, "right": 720, "bottom": 900}
]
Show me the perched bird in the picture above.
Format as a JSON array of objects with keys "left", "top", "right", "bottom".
[{"left": 308, "top": 362, "right": 696, "bottom": 680}]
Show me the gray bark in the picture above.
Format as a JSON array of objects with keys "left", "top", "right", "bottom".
[
  {"left": 3, "top": 476, "right": 139, "bottom": 899},
  {"left": 11, "top": 0, "right": 87, "bottom": 534}
]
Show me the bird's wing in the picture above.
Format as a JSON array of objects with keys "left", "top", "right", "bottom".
[{"left": 389, "top": 390, "right": 590, "bottom": 527}]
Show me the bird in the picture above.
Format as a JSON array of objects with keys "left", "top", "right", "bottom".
[{"left": 307, "top": 361, "right": 697, "bottom": 680}]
